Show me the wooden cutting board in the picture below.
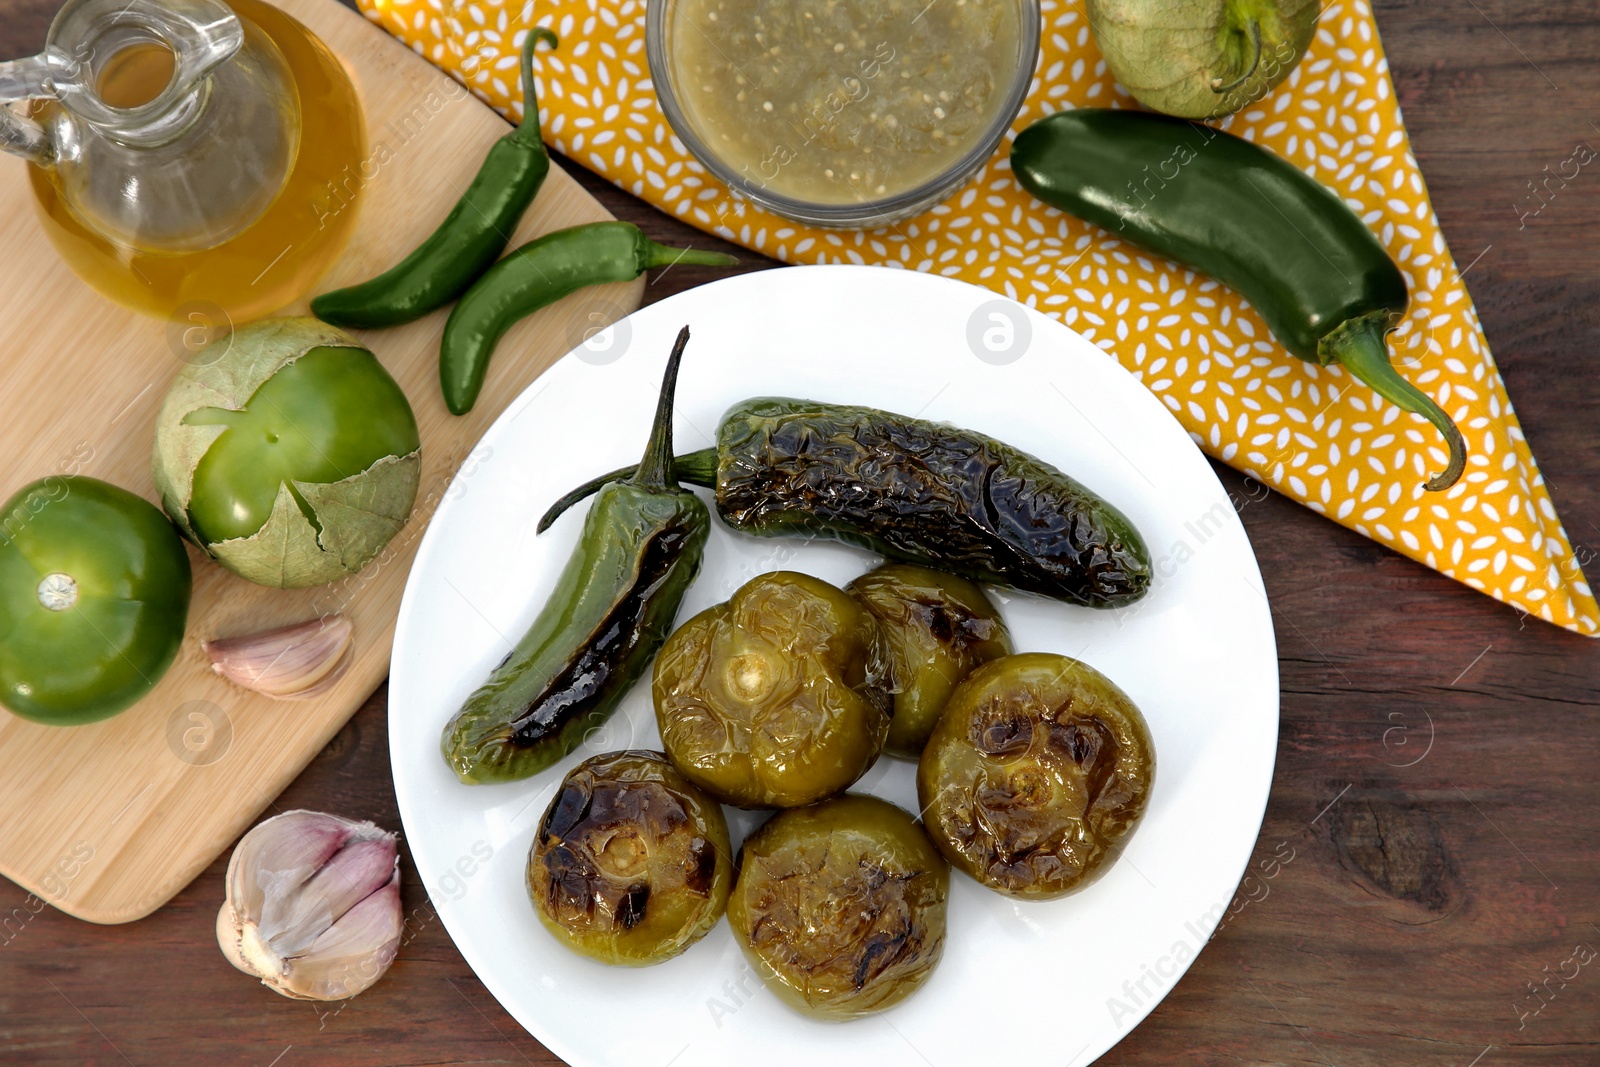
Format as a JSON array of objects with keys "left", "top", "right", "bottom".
[{"left": 0, "top": 0, "right": 642, "bottom": 924}]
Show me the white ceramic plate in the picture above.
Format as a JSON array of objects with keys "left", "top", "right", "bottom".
[{"left": 390, "top": 265, "right": 1278, "bottom": 1067}]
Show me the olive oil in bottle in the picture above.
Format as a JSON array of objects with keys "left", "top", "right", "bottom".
[{"left": 17, "top": 0, "right": 367, "bottom": 322}]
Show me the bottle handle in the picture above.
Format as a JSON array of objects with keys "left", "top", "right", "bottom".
[{"left": 0, "top": 55, "right": 52, "bottom": 165}]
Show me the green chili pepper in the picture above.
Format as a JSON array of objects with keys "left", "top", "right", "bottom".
[
  {"left": 539, "top": 398, "right": 1151, "bottom": 609},
  {"left": 1010, "top": 108, "right": 1466, "bottom": 491},
  {"left": 441, "top": 327, "right": 710, "bottom": 785},
  {"left": 310, "top": 28, "right": 558, "bottom": 330},
  {"left": 439, "top": 222, "right": 736, "bottom": 415}
]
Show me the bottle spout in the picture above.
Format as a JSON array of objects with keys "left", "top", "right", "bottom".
[
  {"left": 0, "top": 55, "right": 53, "bottom": 163},
  {"left": 0, "top": 110, "right": 51, "bottom": 165},
  {"left": 21, "top": 0, "right": 243, "bottom": 142}
]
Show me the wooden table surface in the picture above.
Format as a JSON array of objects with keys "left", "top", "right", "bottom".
[{"left": 2, "top": 1, "right": 1597, "bottom": 1064}]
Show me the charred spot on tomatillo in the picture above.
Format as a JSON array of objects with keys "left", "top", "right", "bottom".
[
  {"left": 528, "top": 750, "right": 733, "bottom": 966},
  {"left": 727, "top": 794, "right": 949, "bottom": 1020},
  {"left": 846, "top": 563, "right": 1013, "bottom": 759},
  {"left": 652, "top": 570, "right": 892, "bottom": 809},
  {"left": 917, "top": 652, "right": 1156, "bottom": 899}
]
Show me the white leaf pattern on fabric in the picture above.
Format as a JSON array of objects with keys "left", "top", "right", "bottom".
[{"left": 358, "top": 0, "right": 1597, "bottom": 635}]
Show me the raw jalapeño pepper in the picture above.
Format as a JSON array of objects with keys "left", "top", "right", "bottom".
[
  {"left": 439, "top": 222, "right": 736, "bottom": 415},
  {"left": 441, "top": 327, "right": 709, "bottom": 784},
  {"left": 1010, "top": 107, "right": 1465, "bottom": 491},
  {"left": 311, "top": 28, "right": 558, "bottom": 329}
]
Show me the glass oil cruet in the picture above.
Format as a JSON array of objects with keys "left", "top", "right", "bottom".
[{"left": 0, "top": 0, "right": 367, "bottom": 322}]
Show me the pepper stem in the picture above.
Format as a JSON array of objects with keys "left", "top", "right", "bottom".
[
  {"left": 631, "top": 327, "right": 693, "bottom": 490},
  {"left": 637, "top": 233, "right": 740, "bottom": 271},
  {"left": 538, "top": 449, "right": 718, "bottom": 532},
  {"left": 1321, "top": 313, "right": 1466, "bottom": 492},
  {"left": 512, "top": 28, "right": 558, "bottom": 147},
  {"left": 1211, "top": 18, "right": 1262, "bottom": 93}
]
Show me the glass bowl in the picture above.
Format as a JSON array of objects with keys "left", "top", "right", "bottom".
[{"left": 646, "top": 0, "right": 1041, "bottom": 230}]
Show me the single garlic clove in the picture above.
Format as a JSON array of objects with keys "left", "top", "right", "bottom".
[
  {"left": 219, "top": 809, "right": 403, "bottom": 1001},
  {"left": 203, "top": 616, "right": 353, "bottom": 700},
  {"left": 277, "top": 871, "right": 403, "bottom": 1001},
  {"left": 261, "top": 838, "right": 398, "bottom": 959},
  {"left": 225, "top": 810, "right": 353, "bottom": 928}
]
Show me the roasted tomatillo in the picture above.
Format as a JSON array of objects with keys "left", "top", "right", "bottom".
[
  {"left": 846, "top": 564, "right": 1012, "bottom": 759},
  {"left": 654, "top": 571, "right": 891, "bottom": 809},
  {"left": 0, "top": 477, "right": 191, "bottom": 725},
  {"left": 529, "top": 751, "right": 732, "bottom": 966},
  {"left": 917, "top": 653, "right": 1155, "bottom": 899},
  {"left": 728, "top": 794, "right": 949, "bottom": 1020}
]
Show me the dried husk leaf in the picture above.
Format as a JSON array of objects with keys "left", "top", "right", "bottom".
[
  {"left": 151, "top": 316, "right": 419, "bottom": 589},
  {"left": 203, "top": 453, "right": 420, "bottom": 588},
  {"left": 1087, "top": 0, "right": 1318, "bottom": 118}
]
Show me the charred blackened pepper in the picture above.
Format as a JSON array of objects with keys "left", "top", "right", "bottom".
[
  {"left": 441, "top": 328, "right": 709, "bottom": 784},
  {"left": 541, "top": 399, "right": 1152, "bottom": 609}
]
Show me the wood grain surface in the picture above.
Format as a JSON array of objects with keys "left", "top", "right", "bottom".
[
  {"left": 1, "top": 0, "right": 1596, "bottom": 1063},
  {"left": 0, "top": 0, "right": 649, "bottom": 925}
]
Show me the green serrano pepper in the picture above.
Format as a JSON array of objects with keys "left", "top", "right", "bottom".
[
  {"left": 540, "top": 399, "right": 1151, "bottom": 609},
  {"left": 1010, "top": 108, "right": 1465, "bottom": 491},
  {"left": 441, "top": 327, "right": 709, "bottom": 785},
  {"left": 311, "top": 29, "right": 558, "bottom": 329},
  {"left": 440, "top": 223, "right": 737, "bottom": 415}
]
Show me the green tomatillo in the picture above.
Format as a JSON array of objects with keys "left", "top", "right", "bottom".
[
  {"left": 1086, "top": 0, "right": 1318, "bottom": 119},
  {"left": 152, "top": 318, "right": 421, "bottom": 589},
  {"left": 0, "top": 477, "right": 192, "bottom": 725}
]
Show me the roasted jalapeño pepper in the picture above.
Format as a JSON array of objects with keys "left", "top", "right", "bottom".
[
  {"left": 1010, "top": 108, "right": 1466, "bottom": 491},
  {"left": 311, "top": 29, "right": 558, "bottom": 329},
  {"left": 441, "top": 327, "right": 709, "bottom": 784},
  {"left": 540, "top": 399, "right": 1152, "bottom": 609}
]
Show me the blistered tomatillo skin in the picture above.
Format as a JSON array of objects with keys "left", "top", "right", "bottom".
[
  {"left": 917, "top": 653, "right": 1155, "bottom": 899},
  {"left": 846, "top": 564, "right": 1012, "bottom": 759},
  {"left": 528, "top": 750, "right": 732, "bottom": 966},
  {"left": 728, "top": 794, "right": 949, "bottom": 1020},
  {"left": 653, "top": 571, "right": 890, "bottom": 809}
]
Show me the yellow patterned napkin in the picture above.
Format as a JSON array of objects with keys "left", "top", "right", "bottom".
[{"left": 358, "top": 0, "right": 1597, "bottom": 635}]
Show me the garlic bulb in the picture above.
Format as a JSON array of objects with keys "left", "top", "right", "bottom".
[
  {"left": 203, "top": 616, "right": 353, "bottom": 700},
  {"left": 218, "top": 810, "right": 402, "bottom": 1001}
]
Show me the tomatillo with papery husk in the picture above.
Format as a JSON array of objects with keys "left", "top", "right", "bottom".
[
  {"left": 1086, "top": 0, "right": 1317, "bottom": 118},
  {"left": 152, "top": 318, "right": 420, "bottom": 589},
  {"left": 0, "top": 476, "right": 191, "bottom": 725}
]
